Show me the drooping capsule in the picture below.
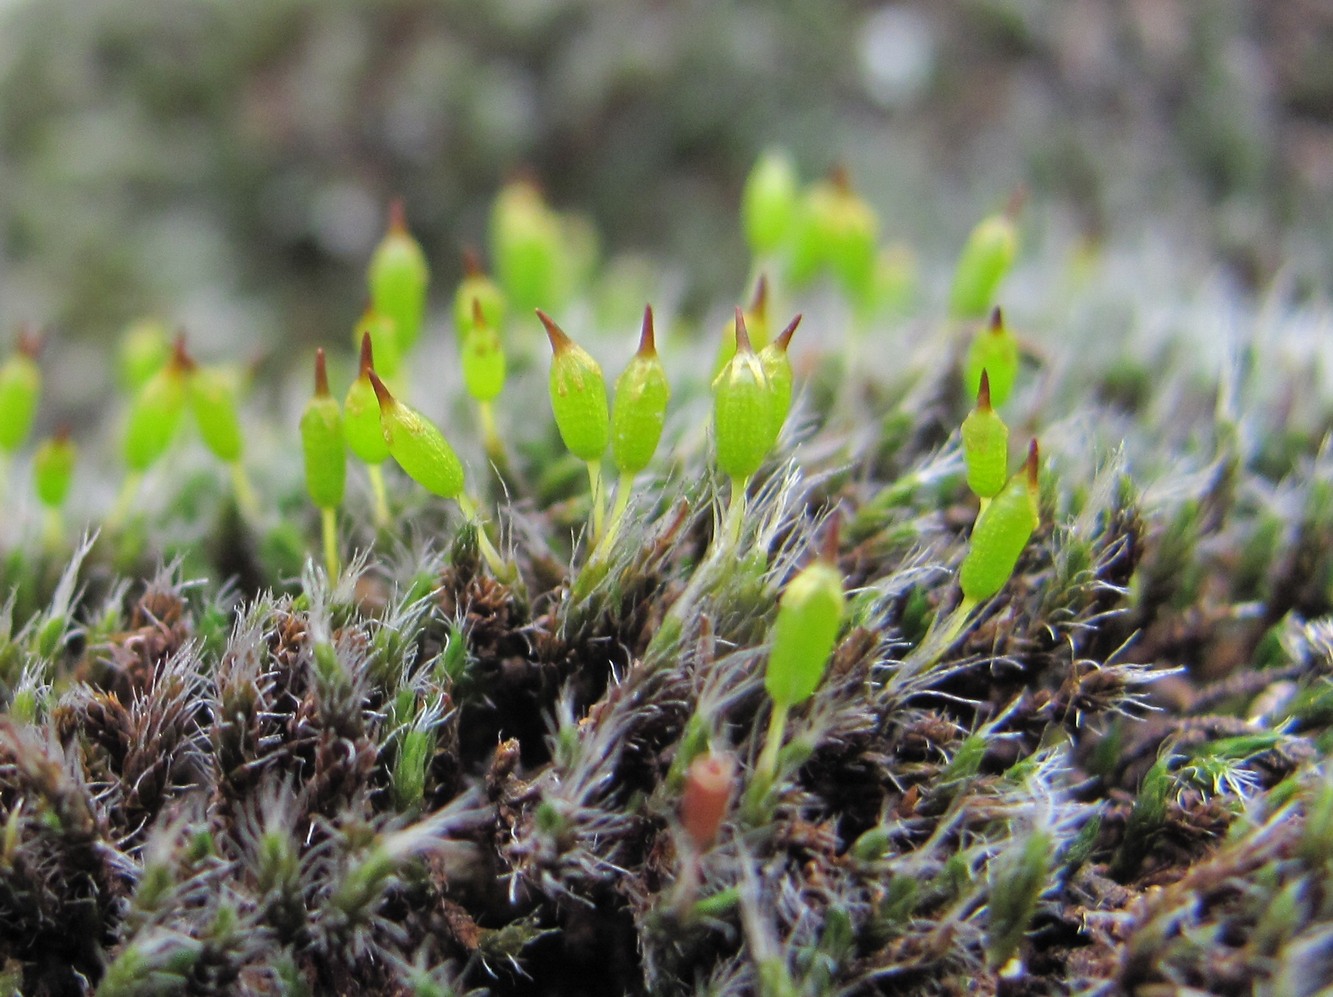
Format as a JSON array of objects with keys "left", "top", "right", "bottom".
[
  {"left": 712, "top": 310, "right": 777, "bottom": 482},
  {"left": 963, "top": 307, "right": 1020, "bottom": 408},
  {"left": 368, "top": 200, "right": 429, "bottom": 357},
  {"left": 610, "top": 305, "right": 670, "bottom": 476},
  {"left": 343, "top": 334, "right": 390, "bottom": 465},
  {"left": 0, "top": 330, "right": 41, "bottom": 455},
  {"left": 949, "top": 208, "right": 1019, "bottom": 320},
  {"left": 959, "top": 440, "right": 1040, "bottom": 604},
  {"left": 368, "top": 371, "right": 465, "bottom": 500},
  {"left": 299, "top": 349, "right": 345, "bottom": 511},
  {"left": 538, "top": 310, "right": 609, "bottom": 463},
  {"left": 960, "top": 371, "right": 1009, "bottom": 500}
]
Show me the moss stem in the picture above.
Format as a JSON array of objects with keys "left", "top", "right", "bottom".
[
  {"left": 587, "top": 460, "right": 606, "bottom": 545},
  {"left": 367, "top": 463, "right": 391, "bottom": 529},
  {"left": 321, "top": 506, "right": 340, "bottom": 579},
  {"left": 230, "top": 461, "right": 260, "bottom": 522}
]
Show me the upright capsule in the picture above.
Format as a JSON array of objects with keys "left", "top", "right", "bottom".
[
  {"left": 712, "top": 309, "right": 776, "bottom": 482},
  {"left": 610, "top": 305, "right": 670, "bottom": 476},
  {"left": 964, "top": 307, "right": 1020, "bottom": 408},
  {"left": 0, "top": 329, "right": 41, "bottom": 455},
  {"left": 343, "top": 334, "right": 390, "bottom": 465},
  {"left": 299, "top": 349, "right": 345, "bottom": 511},
  {"left": 368, "top": 200, "right": 429, "bottom": 357},
  {"left": 960, "top": 371, "right": 1009, "bottom": 500},
  {"left": 538, "top": 310, "right": 609, "bottom": 463}
]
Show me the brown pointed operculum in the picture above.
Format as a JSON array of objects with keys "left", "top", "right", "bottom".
[
  {"left": 774, "top": 314, "right": 802, "bottom": 353},
  {"left": 471, "top": 297, "right": 489, "bottom": 330},
  {"left": 461, "top": 246, "right": 485, "bottom": 279},
  {"left": 313, "top": 348, "right": 330, "bottom": 397},
  {"left": 367, "top": 369, "right": 397, "bottom": 411},
  {"left": 637, "top": 304, "right": 657, "bottom": 357},
  {"left": 536, "top": 309, "right": 571, "bottom": 354},
  {"left": 358, "top": 332, "right": 376, "bottom": 377},
  {"left": 828, "top": 162, "right": 852, "bottom": 194},
  {"left": 977, "top": 369, "right": 992, "bottom": 412},
  {"left": 170, "top": 332, "right": 196, "bottom": 374},
  {"left": 988, "top": 306, "right": 1004, "bottom": 335},
  {"left": 387, "top": 197, "right": 408, "bottom": 234},
  {"left": 819, "top": 509, "right": 841, "bottom": 565},
  {"left": 16, "top": 325, "right": 42, "bottom": 359},
  {"left": 733, "top": 307, "right": 754, "bottom": 354},
  {"left": 749, "top": 273, "right": 769, "bottom": 319},
  {"left": 1024, "top": 438, "right": 1040, "bottom": 489}
]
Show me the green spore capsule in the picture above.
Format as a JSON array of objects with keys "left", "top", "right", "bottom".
[
  {"left": 343, "top": 334, "right": 390, "bottom": 465},
  {"left": 117, "top": 318, "right": 170, "bottom": 392},
  {"left": 124, "top": 337, "right": 189, "bottom": 472},
  {"left": 461, "top": 298, "right": 506, "bottom": 403},
  {"left": 0, "top": 329, "right": 41, "bottom": 455},
  {"left": 961, "top": 370, "right": 1009, "bottom": 500},
  {"left": 453, "top": 248, "right": 507, "bottom": 336},
  {"left": 368, "top": 371, "right": 465, "bottom": 499},
  {"left": 185, "top": 353, "right": 244, "bottom": 463},
  {"left": 351, "top": 307, "right": 400, "bottom": 381},
  {"left": 949, "top": 207, "right": 1019, "bottom": 320},
  {"left": 742, "top": 149, "right": 799, "bottom": 259},
  {"left": 959, "top": 439, "right": 1040, "bottom": 604},
  {"left": 611, "top": 305, "right": 670, "bottom": 476},
  {"left": 712, "top": 275, "right": 771, "bottom": 375},
  {"left": 538, "top": 310, "right": 609, "bottom": 463},
  {"left": 964, "top": 307, "right": 1020, "bottom": 407},
  {"left": 765, "top": 537, "right": 846, "bottom": 709},
  {"left": 299, "top": 349, "right": 345, "bottom": 510},
  {"left": 33, "top": 430, "right": 75, "bottom": 508},
  {"left": 368, "top": 200, "right": 429, "bottom": 357},
  {"left": 789, "top": 167, "right": 878, "bottom": 300},
  {"left": 712, "top": 309, "right": 777, "bottom": 481},
  {"left": 756, "top": 313, "right": 801, "bottom": 449},
  {"left": 490, "top": 179, "right": 564, "bottom": 315}
]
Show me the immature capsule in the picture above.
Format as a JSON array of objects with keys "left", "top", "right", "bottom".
[
  {"left": 124, "top": 337, "right": 189, "bottom": 472},
  {"left": 756, "top": 314, "right": 801, "bottom": 450},
  {"left": 343, "top": 334, "right": 390, "bottom": 465},
  {"left": 959, "top": 440, "right": 1040, "bottom": 604},
  {"left": 742, "top": 150, "right": 799, "bottom": 259},
  {"left": 765, "top": 528, "right": 846, "bottom": 709},
  {"left": 964, "top": 307, "right": 1020, "bottom": 407},
  {"left": 960, "top": 371, "right": 1009, "bottom": 500},
  {"left": 949, "top": 209, "right": 1019, "bottom": 320},
  {"left": 117, "top": 318, "right": 171, "bottom": 392},
  {"left": 606, "top": 306, "right": 671, "bottom": 477},
  {"left": 490, "top": 179, "right": 564, "bottom": 315},
  {"left": 368, "top": 200, "right": 429, "bottom": 357},
  {"left": 0, "top": 330, "right": 41, "bottom": 455},
  {"left": 299, "top": 349, "right": 345, "bottom": 511},
  {"left": 460, "top": 299, "right": 506, "bottom": 403},
  {"left": 33, "top": 430, "right": 75, "bottom": 508},
  {"left": 789, "top": 167, "right": 878, "bottom": 301},
  {"left": 453, "top": 248, "right": 507, "bottom": 338},
  {"left": 712, "top": 309, "right": 776, "bottom": 481},
  {"left": 538, "top": 310, "right": 609, "bottom": 463},
  {"left": 368, "top": 371, "right": 465, "bottom": 499}
]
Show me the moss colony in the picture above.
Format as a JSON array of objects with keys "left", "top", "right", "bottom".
[{"left": 2, "top": 156, "right": 1333, "bottom": 996}]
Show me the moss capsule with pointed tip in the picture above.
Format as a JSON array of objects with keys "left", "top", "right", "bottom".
[
  {"left": 611, "top": 305, "right": 670, "bottom": 476},
  {"left": 344, "top": 335, "right": 390, "bottom": 465},
  {"left": 959, "top": 439, "right": 1040, "bottom": 603},
  {"left": 368, "top": 200, "right": 429, "bottom": 357},
  {"left": 369, "top": 371, "right": 465, "bottom": 499},
  {"left": 766, "top": 543, "right": 846, "bottom": 709},
  {"left": 0, "top": 330, "right": 41, "bottom": 455},
  {"left": 538, "top": 310, "right": 609, "bottom": 463},
  {"left": 949, "top": 210, "right": 1019, "bottom": 320},
  {"left": 742, "top": 150, "right": 799, "bottom": 259},
  {"left": 712, "top": 309, "right": 776, "bottom": 481},
  {"left": 124, "top": 338, "right": 188, "bottom": 472},
  {"left": 789, "top": 167, "right": 878, "bottom": 300},
  {"left": 33, "top": 431, "right": 75, "bottom": 508},
  {"left": 299, "top": 349, "right": 345, "bottom": 511},
  {"left": 961, "top": 370, "right": 1009, "bottom": 500},
  {"left": 756, "top": 314, "right": 800, "bottom": 449},
  {"left": 964, "top": 307, "right": 1020, "bottom": 407},
  {"left": 454, "top": 248, "right": 507, "bottom": 337},
  {"left": 461, "top": 299, "right": 506, "bottom": 403}
]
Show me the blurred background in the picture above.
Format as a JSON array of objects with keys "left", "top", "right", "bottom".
[{"left": 0, "top": 0, "right": 1329, "bottom": 359}]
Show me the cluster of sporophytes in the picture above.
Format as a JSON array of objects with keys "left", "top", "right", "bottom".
[{"left": 1, "top": 154, "right": 1333, "bottom": 996}]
